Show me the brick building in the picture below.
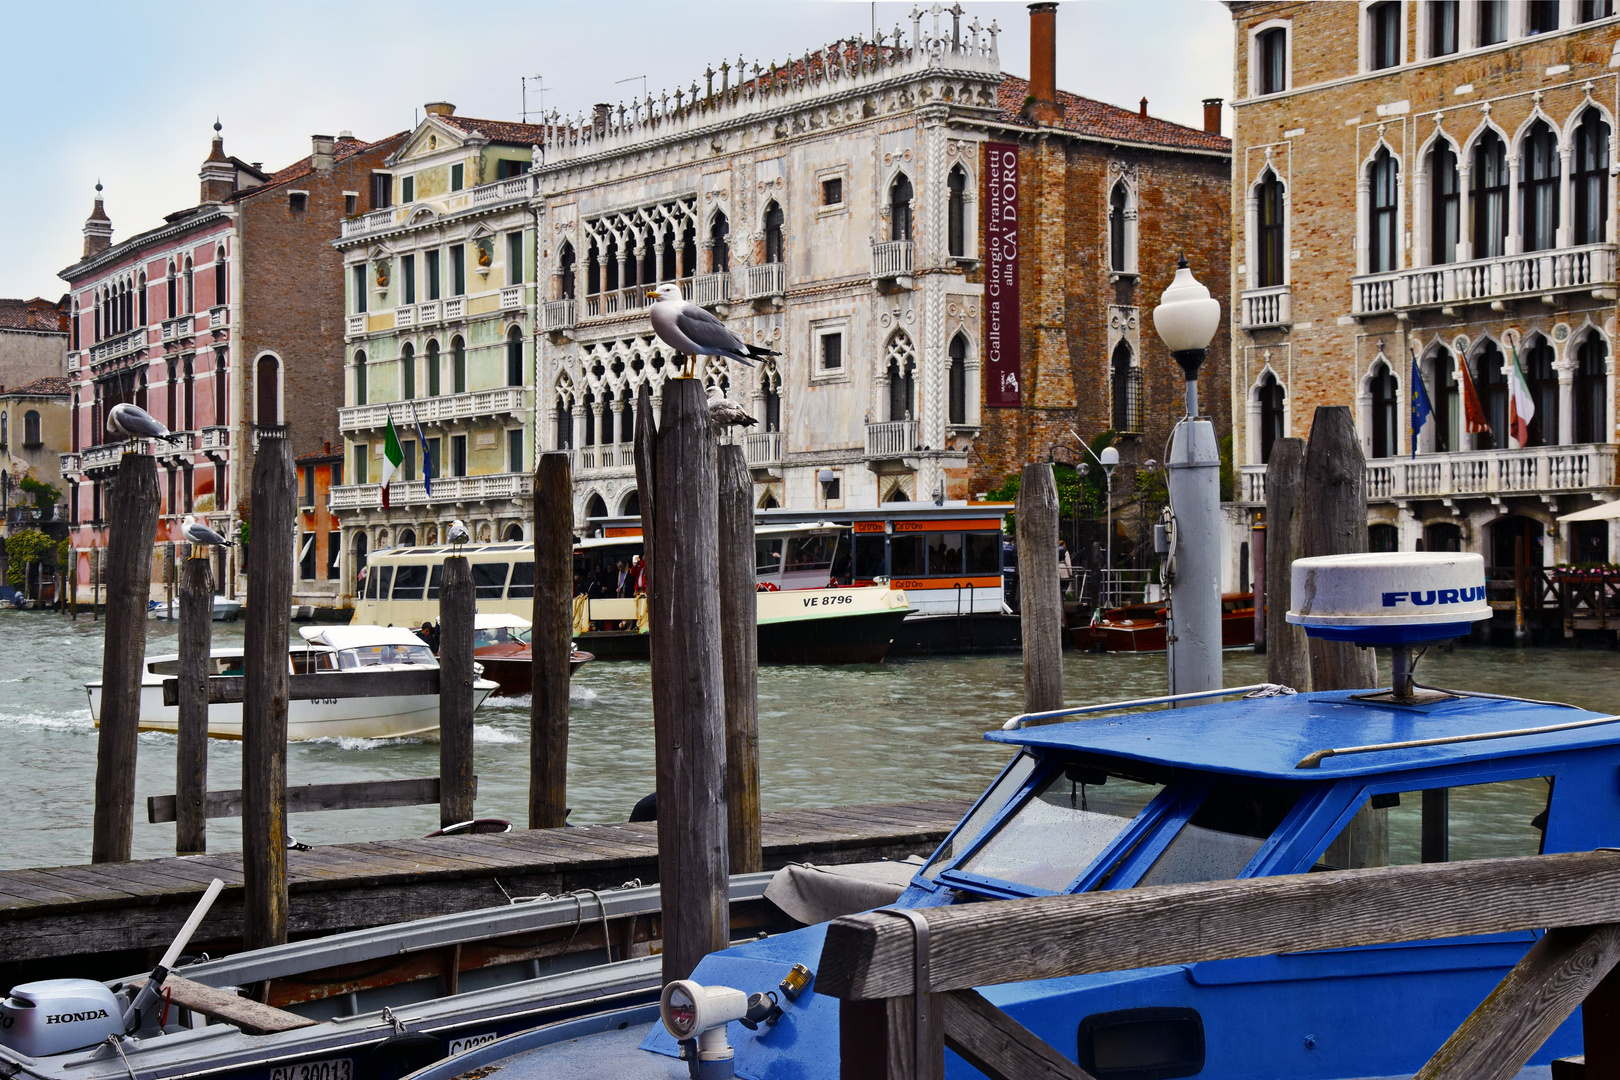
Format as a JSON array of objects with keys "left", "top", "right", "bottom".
[
  {"left": 1228, "top": 0, "right": 1620, "bottom": 571},
  {"left": 58, "top": 124, "right": 404, "bottom": 604}
]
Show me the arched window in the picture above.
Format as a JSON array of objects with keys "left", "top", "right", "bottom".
[
  {"left": 682, "top": 221, "right": 697, "bottom": 278},
  {"left": 506, "top": 328, "right": 523, "bottom": 387},
  {"left": 1522, "top": 335, "right": 1558, "bottom": 446},
  {"left": 586, "top": 241, "right": 601, "bottom": 295},
  {"left": 555, "top": 394, "right": 574, "bottom": 450},
  {"left": 1109, "top": 182, "right": 1129, "bottom": 272},
  {"left": 22, "top": 409, "right": 39, "bottom": 447},
  {"left": 584, "top": 493, "right": 607, "bottom": 520},
  {"left": 214, "top": 246, "right": 227, "bottom": 307},
  {"left": 184, "top": 257, "right": 194, "bottom": 314},
  {"left": 762, "top": 364, "right": 781, "bottom": 432},
  {"left": 559, "top": 241, "right": 576, "bottom": 300},
  {"left": 1426, "top": 348, "right": 1460, "bottom": 452},
  {"left": 600, "top": 388, "right": 615, "bottom": 446},
  {"left": 452, "top": 336, "right": 466, "bottom": 394},
  {"left": 1575, "top": 334, "right": 1609, "bottom": 443},
  {"left": 1367, "top": 147, "right": 1399, "bottom": 273},
  {"left": 889, "top": 173, "right": 913, "bottom": 242},
  {"left": 137, "top": 273, "right": 147, "bottom": 326},
  {"left": 1257, "top": 26, "right": 1287, "bottom": 93},
  {"left": 948, "top": 334, "right": 968, "bottom": 425},
  {"left": 1256, "top": 171, "right": 1285, "bottom": 286},
  {"left": 1368, "top": 523, "right": 1399, "bottom": 552},
  {"left": 583, "top": 390, "right": 596, "bottom": 446},
  {"left": 1111, "top": 342, "right": 1141, "bottom": 433},
  {"left": 354, "top": 350, "right": 368, "bottom": 406},
  {"left": 1476, "top": 341, "right": 1508, "bottom": 448},
  {"left": 256, "top": 354, "right": 279, "bottom": 426},
  {"left": 764, "top": 202, "right": 784, "bottom": 264},
  {"left": 166, "top": 263, "right": 177, "bottom": 319},
  {"left": 1369, "top": 360, "right": 1399, "bottom": 458},
  {"left": 1472, "top": 131, "right": 1508, "bottom": 258},
  {"left": 710, "top": 212, "right": 730, "bottom": 273},
  {"left": 1574, "top": 110, "right": 1611, "bottom": 245},
  {"left": 398, "top": 528, "right": 417, "bottom": 547},
  {"left": 401, "top": 342, "right": 416, "bottom": 400},
  {"left": 661, "top": 225, "right": 678, "bottom": 281},
  {"left": 619, "top": 387, "right": 635, "bottom": 444},
  {"left": 886, "top": 332, "right": 917, "bottom": 423},
  {"left": 605, "top": 237, "right": 620, "bottom": 291},
  {"left": 427, "top": 339, "right": 441, "bottom": 396},
  {"left": 620, "top": 491, "right": 641, "bottom": 517},
  {"left": 1521, "top": 120, "right": 1560, "bottom": 252},
  {"left": 948, "top": 166, "right": 968, "bottom": 257},
  {"left": 1429, "top": 141, "right": 1460, "bottom": 264},
  {"left": 1258, "top": 371, "right": 1286, "bottom": 463},
  {"left": 136, "top": 368, "right": 147, "bottom": 412}
]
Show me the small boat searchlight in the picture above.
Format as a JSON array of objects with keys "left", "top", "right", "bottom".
[{"left": 1286, "top": 552, "right": 1492, "bottom": 704}]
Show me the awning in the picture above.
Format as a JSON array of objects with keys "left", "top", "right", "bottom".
[{"left": 1556, "top": 500, "right": 1620, "bottom": 523}]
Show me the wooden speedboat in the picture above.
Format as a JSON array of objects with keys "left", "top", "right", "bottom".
[
  {"left": 468, "top": 613, "right": 593, "bottom": 697},
  {"left": 1073, "top": 591, "right": 1255, "bottom": 652}
]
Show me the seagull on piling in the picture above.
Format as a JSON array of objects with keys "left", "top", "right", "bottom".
[
  {"left": 107, "top": 403, "right": 184, "bottom": 443},
  {"left": 182, "top": 515, "right": 234, "bottom": 558},
  {"left": 647, "top": 282, "right": 779, "bottom": 379},
  {"left": 706, "top": 385, "right": 758, "bottom": 431},
  {"left": 446, "top": 519, "right": 472, "bottom": 554}
]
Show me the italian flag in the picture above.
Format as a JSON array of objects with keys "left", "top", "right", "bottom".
[
  {"left": 379, "top": 413, "right": 404, "bottom": 508},
  {"left": 1508, "top": 344, "right": 1535, "bottom": 449}
]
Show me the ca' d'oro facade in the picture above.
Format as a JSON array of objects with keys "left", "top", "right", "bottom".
[{"left": 1228, "top": 0, "right": 1620, "bottom": 572}]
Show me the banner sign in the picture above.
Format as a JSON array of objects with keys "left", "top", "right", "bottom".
[{"left": 984, "top": 141, "right": 1022, "bottom": 407}]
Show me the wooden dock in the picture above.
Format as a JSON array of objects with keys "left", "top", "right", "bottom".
[{"left": 0, "top": 799, "right": 969, "bottom": 982}]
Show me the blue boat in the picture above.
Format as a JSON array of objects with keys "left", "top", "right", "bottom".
[{"left": 407, "top": 553, "right": 1611, "bottom": 1079}]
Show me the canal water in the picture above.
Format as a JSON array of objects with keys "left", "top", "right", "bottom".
[{"left": 0, "top": 609, "right": 1615, "bottom": 870}]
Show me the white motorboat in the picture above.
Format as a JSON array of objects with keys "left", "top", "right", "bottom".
[
  {"left": 147, "top": 595, "right": 243, "bottom": 621},
  {"left": 85, "top": 625, "right": 498, "bottom": 741}
]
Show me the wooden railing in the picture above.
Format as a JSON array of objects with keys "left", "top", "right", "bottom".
[{"left": 819, "top": 851, "right": 1620, "bottom": 1079}]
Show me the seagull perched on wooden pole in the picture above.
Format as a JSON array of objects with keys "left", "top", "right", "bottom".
[
  {"left": 647, "top": 282, "right": 779, "bottom": 378},
  {"left": 107, "top": 402, "right": 184, "bottom": 443},
  {"left": 446, "top": 519, "right": 472, "bottom": 555},
  {"left": 181, "top": 515, "right": 234, "bottom": 558},
  {"left": 706, "top": 385, "right": 758, "bottom": 431}
]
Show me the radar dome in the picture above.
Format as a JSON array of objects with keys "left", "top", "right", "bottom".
[{"left": 1286, "top": 552, "right": 1490, "bottom": 645}]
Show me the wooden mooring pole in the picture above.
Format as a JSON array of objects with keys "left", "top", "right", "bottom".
[
  {"left": 243, "top": 429, "right": 294, "bottom": 949},
  {"left": 1251, "top": 517, "right": 1266, "bottom": 654},
  {"left": 717, "top": 443, "right": 761, "bottom": 875},
  {"left": 1301, "top": 406, "right": 1377, "bottom": 691},
  {"left": 1017, "top": 463, "right": 1062, "bottom": 715},
  {"left": 1264, "top": 438, "right": 1309, "bottom": 691},
  {"left": 439, "top": 556, "right": 476, "bottom": 827},
  {"left": 176, "top": 553, "right": 213, "bottom": 854},
  {"left": 641, "top": 377, "right": 729, "bottom": 983},
  {"left": 529, "top": 452, "right": 572, "bottom": 830},
  {"left": 91, "top": 545, "right": 99, "bottom": 621},
  {"left": 69, "top": 548, "right": 77, "bottom": 621},
  {"left": 90, "top": 452, "right": 161, "bottom": 863}
]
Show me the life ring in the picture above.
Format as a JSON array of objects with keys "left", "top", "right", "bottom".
[{"left": 756, "top": 581, "right": 779, "bottom": 592}]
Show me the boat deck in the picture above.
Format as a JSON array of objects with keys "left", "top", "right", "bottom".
[{"left": 0, "top": 799, "right": 969, "bottom": 975}]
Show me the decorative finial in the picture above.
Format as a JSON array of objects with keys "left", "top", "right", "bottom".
[
  {"left": 213, "top": 117, "right": 222, "bottom": 135},
  {"left": 95, "top": 179, "right": 103, "bottom": 195},
  {"left": 1176, "top": 252, "right": 1189, "bottom": 269}
]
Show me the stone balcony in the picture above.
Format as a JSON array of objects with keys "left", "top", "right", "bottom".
[
  {"left": 741, "top": 430, "right": 782, "bottom": 468},
  {"left": 865, "top": 420, "right": 919, "bottom": 460},
  {"left": 582, "top": 286, "right": 649, "bottom": 320},
  {"left": 328, "top": 471, "right": 529, "bottom": 510},
  {"left": 1239, "top": 285, "right": 1291, "bottom": 330},
  {"left": 742, "top": 263, "right": 786, "bottom": 303},
  {"left": 1238, "top": 443, "right": 1619, "bottom": 505},
  {"left": 76, "top": 439, "right": 151, "bottom": 477},
  {"left": 871, "top": 241, "right": 915, "bottom": 289},
  {"left": 339, "top": 387, "right": 527, "bottom": 433},
  {"left": 161, "top": 315, "right": 194, "bottom": 343},
  {"left": 339, "top": 176, "right": 538, "bottom": 241},
  {"left": 572, "top": 443, "right": 637, "bottom": 474},
  {"left": 87, "top": 328, "right": 147, "bottom": 367},
  {"left": 543, "top": 299, "right": 576, "bottom": 334},
  {"left": 1351, "top": 243, "right": 1618, "bottom": 317}
]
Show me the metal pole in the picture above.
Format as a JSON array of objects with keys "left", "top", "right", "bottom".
[
  {"left": 1166, "top": 413, "right": 1222, "bottom": 704},
  {"left": 1104, "top": 473, "right": 1113, "bottom": 607}
]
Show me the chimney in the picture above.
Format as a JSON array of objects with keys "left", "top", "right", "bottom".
[
  {"left": 592, "top": 102, "right": 612, "bottom": 136},
  {"left": 1203, "top": 98, "right": 1223, "bottom": 134},
  {"left": 1139, "top": 97, "right": 1148, "bottom": 118},
  {"left": 82, "top": 182, "right": 112, "bottom": 259},
  {"left": 311, "top": 134, "right": 335, "bottom": 173},
  {"left": 424, "top": 102, "right": 456, "bottom": 117},
  {"left": 199, "top": 120, "right": 236, "bottom": 204},
  {"left": 1022, "top": 3, "right": 1062, "bottom": 125}
]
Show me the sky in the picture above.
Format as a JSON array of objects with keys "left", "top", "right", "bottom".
[{"left": 1, "top": 0, "right": 1233, "bottom": 300}]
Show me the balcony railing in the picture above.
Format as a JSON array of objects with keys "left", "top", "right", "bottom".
[
  {"left": 339, "top": 386, "right": 527, "bottom": 432},
  {"left": 743, "top": 263, "right": 786, "bottom": 300},
  {"left": 1240, "top": 285, "right": 1291, "bottom": 330},
  {"left": 471, "top": 175, "right": 533, "bottom": 206},
  {"left": 583, "top": 286, "right": 650, "bottom": 319},
  {"left": 88, "top": 328, "right": 146, "bottom": 366},
  {"left": 687, "top": 272, "right": 732, "bottom": 307},
  {"left": 872, "top": 240, "right": 915, "bottom": 280},
  {"left": 346, "top": 313, "right": 367, "bottom": 336},
  {"left": 341, "top": 207, "right": 396, "bottom": 238},
  {"left": 417, "top": 299, "right": 440, "bottom": 324},
  {"left": 161, "top": 315, "right": 193, "bottom": 342},
  {"left": 1239, "top": 463, "right": 1267, "bottom": 504},
  {"left": 59, "top": 452, "right": 80, "bottom": 478},
  {"left": 443, "top": 297, "right": 465, "bottom": 320},
  {"left": 865, "top": 420, "right": 919, "bottom": 458},
  {"left": 80, "top": 439, "right": 151, "bottom": 475},
  {"left": 209, "top": 306, "right": 227, "bottom": 330},
  {"left": 1352, "top": 243, "right": 1618, "bottom": 316},
  {"left": 741, "top": 430, "right": 782, "bottom": 467},
  {"left": 543, "top": 299, "right": 576, "bottom": 331},
  {"left": 572, "top": 444, "right": 637, "bottom": 473},
  {"left": 156, "top": 432, "right": 194, "bottom": 460},
  {"left": 499, "top": 285, "right": 524, "bottom": 310},
  {"left": 1365, "top": 443, "right": 1617, "bottom": 500},
  {"left": 395, "top": 306, "right": 416, "bottom": 329},
  {"left": 201, "top": 426, "right": 230, "bottom": 453},
  {"left": 328, "top": 471, "right": 530, "bottom": 510}
]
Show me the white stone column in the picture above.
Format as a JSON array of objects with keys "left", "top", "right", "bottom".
[
  {"left": 1243, "top": 187, "right": 1259, "bottom": 289},
  {"left": 1507, "top": 157, "right": 1523, "bottom": 254},
  {"left": 1557, "top": 359, "right": 1576, "bottom": 445},
  {"left": 1558, "top": 145, "right": 1575, "bottom": 247},
  {"left": 1458, "top": 163, "right": 1474, "bottom": 262},
  {"left": 1412, "top": 166, "right": 1431, "bottom": 268}
]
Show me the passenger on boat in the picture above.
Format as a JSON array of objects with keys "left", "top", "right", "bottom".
[{"left": 417, "top": 622, "right": 440, "bottom": 652}]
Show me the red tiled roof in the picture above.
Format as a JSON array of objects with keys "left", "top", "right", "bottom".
[
  {"left": 230, "top": 133, "right": 408, "bottom": 202},
  {"left": 0, "top": 376, "right": 71, "bottom": 398},
  {"left": 997, "top": 75, "right": 1230, "bottom": 153},
  {"left": 0, "top": 298, "right": 67, "bottom": 334},
  {"left": 436, "top": 114, "right": 552, "bottom": 146}
]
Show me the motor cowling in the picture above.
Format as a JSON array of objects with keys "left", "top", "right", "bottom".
[{"left": 0, "top": 979, "right": 123, "bottom": 1056}]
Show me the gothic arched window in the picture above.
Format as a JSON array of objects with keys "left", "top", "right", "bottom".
[
  {"left": 1256, "top": 171, "right": 1285, "bottom": 286},
  {"left": 890, "top": 174, "right": 913, "bottom": 242},
  {"left": 886, "top": 332, "right": 917, "bottom": 423},
  {"left": 1367, "top": 147, "right": 1399, "bottom": 273},
  {"left": 947, "top": 166, "right": 968, "bottom": 257},
  {"left": 764, "top": 202, "right": 784, "bottom": 264},
  {"left": 1575, "top": 334, "right": 1609, "bottom": 444},
  {"left": 948, "top": 334, "right": 968, "bottom": 425},
  {"left": 1521, "top": 120, "right": 1560, "bottom": 252},
  {"left": 1258, "top": 372, "right": 1285, "bottom": 463},
  {"left": 710, "top": 212, "right": 730, "bottom": 273},
  {"left": 1574, "top": 109, "right": 1611, "bottom": 245},
  {"left": 1369, "top": 360, "right": 1399, "bottom": 458},
  {"left": 1429, "top": 141, "right": 1460, "bottom": 264},
  {"left": 1472, "top": 131, "right": 1508, "bottom": 258}
]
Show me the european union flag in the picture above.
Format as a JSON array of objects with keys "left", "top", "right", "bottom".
[{"left": 1409, "top": 352, "right": 1434, "bottom": 459}]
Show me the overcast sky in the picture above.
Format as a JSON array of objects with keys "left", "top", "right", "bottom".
[{"left": 3, "top": 0, "right": 1233, "bottom": 300}]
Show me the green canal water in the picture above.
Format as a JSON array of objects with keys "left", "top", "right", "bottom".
[{"left": 0, "top": 608, "right": 1615, "bottom": 870}]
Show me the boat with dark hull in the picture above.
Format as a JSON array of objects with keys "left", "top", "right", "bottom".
[{"left": 1073, "top": 591, "right": 1256, "bottom": 653}]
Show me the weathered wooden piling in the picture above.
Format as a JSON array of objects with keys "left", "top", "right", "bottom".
[
  {"left": 529, "top": 452, "right": 573, "bottom": 830},
  {"left": 164, "top": 541, "right": 176, "bottom": 617},
  {"left": 439, "top": 556, "right": 476, "bottom": 828},
  {"left": 1251, "top": 517, "right": 1266, "bottom": 654},
  {"left": 69, "top": 548, "right": 77, "bottom": 620},
  {"left": 176, "top": 554, "right": 214, "bottom": 855},
  {"left": 1017, "top": 462, "right": 1063, "bottom": 715},
  {"left": 242, "top": 430, "right": 295, "bottom": 949},
  {"left": 641, "top": 377, "right": 729, "bottom": 983},
  {"left": 1264, "top": 438, "right": 1309, "bottom": 691},
  {"left": 90, "top": 452, "right": 161, "bottom": 864},
  {"left": 90, "top": 545, "right": 99, "bottom": 621},
  {"left": 717, "top": 443, "right": 761, "bottom": 875},
  {"left": 1302, "top": 406, "right": 1377, "bottom": 691}
]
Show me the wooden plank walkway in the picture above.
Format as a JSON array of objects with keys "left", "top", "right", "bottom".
[{"left": 0, "top": 799, "right": 970, "bottom": 966}]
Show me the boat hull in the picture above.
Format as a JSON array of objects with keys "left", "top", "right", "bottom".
[
  {"left": 1073, "top": 596, "right": 1256, "bottom": 653},
  {"left": 85, "top": 682, "right": 495, "bottom": 740},
  {"left": 475, "top": 650, "right": 594, "bottom": 697},
  {"left": 888, "top": 611, "right": 1022, "bottom": 656}
]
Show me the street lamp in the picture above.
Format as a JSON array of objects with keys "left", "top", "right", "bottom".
[{"left": 1151, "top": 256, "right": 1222, "bottom": 702}]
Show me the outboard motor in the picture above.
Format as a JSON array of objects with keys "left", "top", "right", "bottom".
[{"left": 0, "top": 979, "right": 122, "bottom": 1056}]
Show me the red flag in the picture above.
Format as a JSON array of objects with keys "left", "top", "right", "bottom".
[{"left": 1458, "top": 356, "right": 1493, "bottom": 440}]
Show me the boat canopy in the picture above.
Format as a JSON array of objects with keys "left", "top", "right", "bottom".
[
  {"left": 299, "top": 625, "right": 436, "bottom": 649},
  {"left": 476, "top": 613, "right": 532, "bottom": 631}
]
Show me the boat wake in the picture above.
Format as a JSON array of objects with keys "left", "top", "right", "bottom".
[
  {"left": 474, "top": 725, "right": 521, "bottom": 744},
  {"left": 309, "top": 735, "right": 426, "bottom": 751},
  {"left": 571, "top": 686, "right": 599, "bottom": 703},
  {"left": 0, "top": 711, "right": 92, "bottom": 733}
]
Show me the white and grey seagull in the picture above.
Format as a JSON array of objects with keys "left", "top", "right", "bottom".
[
  {"left": 107, "top": 402, "right": 184, "bottom": 443},
  {"left": 181, "top": 514, "right": 234, "bottom": 558},
  {"left": 446, "top": 519, "right": 472, "bottom": 555},
  {"left": 647, "top": 282, "right": 779, "bottom": 379},
  {"left": 706, "top": 385, "right": 758, "bottom": 431}
]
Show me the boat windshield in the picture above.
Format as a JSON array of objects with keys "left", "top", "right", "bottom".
[
  {"left": 474, "top": 627, "right": 526, "bottom": 648},
  {"left": 954, "top": 767, "right": 1164, "bottom": 893},
  {"left": 1133, "top": 782, "right": 1302, "bottom": 887},
  {"left": 336, "top": 644, "right": 438, "bottom": 669},
  {"left": 921, "top": 753, "right": 1036, "bottom": 880}
]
